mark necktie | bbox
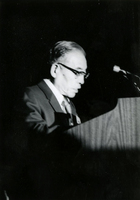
[62,97,74,126]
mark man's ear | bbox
[50,64,59,78]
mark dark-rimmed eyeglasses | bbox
[58,63,90,79]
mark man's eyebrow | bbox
[75,67,86,72]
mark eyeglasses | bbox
[58,63,90,79]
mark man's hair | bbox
[49,41,86,65]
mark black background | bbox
[1,0,140,121]
[1,1,140,199]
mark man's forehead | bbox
[64,49,85,58]
[62,50,87,70]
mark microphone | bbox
[113,65,140,92]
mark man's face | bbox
[54,50,88,98]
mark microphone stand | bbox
[113,65,140,94]
[122,71,140,93]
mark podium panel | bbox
[66,97,140,149]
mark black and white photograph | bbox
[1,0,140,199]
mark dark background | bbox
[1,1,140,199]
[1,0,140,122]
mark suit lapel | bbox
[38,80,78,126]
[37,80,63,113]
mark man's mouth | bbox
[72,88,80,93]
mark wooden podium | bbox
[65,97,140,149]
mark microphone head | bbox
[113,65,121,73]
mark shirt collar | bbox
[43,79,64,106]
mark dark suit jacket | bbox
[11,80,80,155]
[21,80,78,131]
[7,80,83,200]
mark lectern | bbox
[65,97,140,149]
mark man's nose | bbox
[77,75,85,84]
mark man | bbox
[20,40,88,135]
[8,41,89,200]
